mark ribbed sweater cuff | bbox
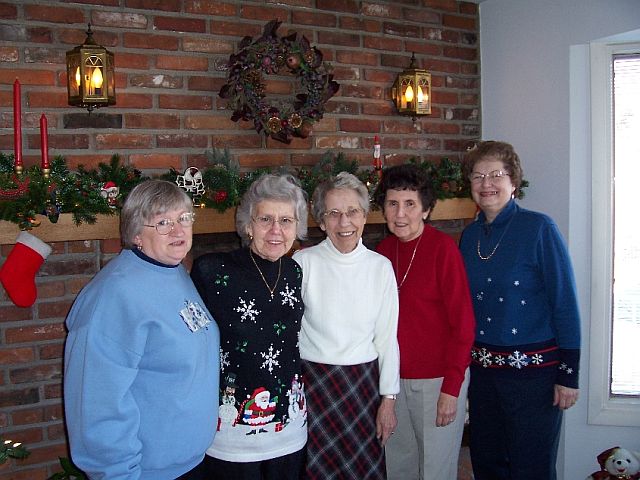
[556,348,580,388]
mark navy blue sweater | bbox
[460,200,580,388]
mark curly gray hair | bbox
[235,173,308,246]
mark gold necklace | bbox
[476,213,516,261]
[395,232,423,291]
[249,249,282,300]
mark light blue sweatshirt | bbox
[64,249,219,479]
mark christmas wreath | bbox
[219,20,340,144]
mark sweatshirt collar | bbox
[131,247,179,268]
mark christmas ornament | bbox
[373,135,382,179]
[100,181,120,208]
[213,190,228,204]
[0,231,52,307]
[175,167,206,205]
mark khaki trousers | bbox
[385,370,469,480]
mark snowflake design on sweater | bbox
[508,350,529,369]
[476,348,493,367]
[260,344,281,374]
[559,363,574,375]
[234,297,260,323]
[280,283,298,308]
[476,291,484,301]
[494,354,506,366]
[220,348,230,372]
[531,353,544,365]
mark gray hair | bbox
[236,173,308,246]
[311,171,370,224]
[120,179,193,249]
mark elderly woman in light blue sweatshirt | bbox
[64,180,219,480]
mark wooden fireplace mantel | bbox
[0,198,477,245]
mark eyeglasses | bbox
[469,170,511,183]
[144,212,196,235]
[252,215,298,230]
[323,207,364,221]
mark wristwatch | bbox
[383,394,397,400]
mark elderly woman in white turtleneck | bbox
[293,171,400,480]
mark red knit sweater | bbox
[376,225,475,397]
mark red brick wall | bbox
[0,0,479,477]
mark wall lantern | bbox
[65,24,116,113]
[391,53,431,119]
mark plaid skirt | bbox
[302,359,386,480]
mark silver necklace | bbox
[249,249,281,299]
[476,213,516,261]
[395,232,423,291]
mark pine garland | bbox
[0,150,523,231]
[0,153,143,230]
[0,438,29,464]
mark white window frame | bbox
[589,40,640,426]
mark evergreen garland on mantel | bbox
[0,150,523,231]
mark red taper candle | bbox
[39,114,49,170]
[13,79,22,172]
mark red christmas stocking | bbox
[0,231,52,307]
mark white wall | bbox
[478,1,640,478]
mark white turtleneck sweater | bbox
[293,238,400,396]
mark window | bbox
[611,54,640,396]
[589,41,640,426]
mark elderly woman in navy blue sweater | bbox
[459,141,580,480]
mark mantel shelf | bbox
[0,198,477,245]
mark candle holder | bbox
[66,24,116,113]
[391,52,432,121]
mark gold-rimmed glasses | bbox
[468,170,511,184]
[323,207,364,221]
[252,215,298,230]
[143,212,195,235]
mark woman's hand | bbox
[376,397,397,446]
[553,384,579,410]
[436,392,458,427]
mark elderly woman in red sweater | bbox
[375,163,475,480]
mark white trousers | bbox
[385,370,470,480]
